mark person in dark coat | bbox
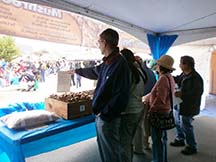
[69,28,131,162]
[170,55,204,155]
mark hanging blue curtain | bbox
[147,34,178,60]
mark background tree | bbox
[0,36,20,62]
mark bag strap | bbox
[165,75,174,110]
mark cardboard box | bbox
[45,98,93,120]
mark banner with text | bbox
[0,0,82,45]
[0,0,149,53]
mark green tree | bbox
[0,36,20,62]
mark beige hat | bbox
[157,55,175,71]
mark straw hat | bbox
[157,55,175,71]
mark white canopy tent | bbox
[21,0,216,46]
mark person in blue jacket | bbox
[70,28,131,162]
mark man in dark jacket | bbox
[170,55,203,155]
[71,28,131,162]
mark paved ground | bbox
[26,115,216,162]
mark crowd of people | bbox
[0,58,99,91]
[1,28,204,162]
[0,59,48,90]
[68,28,204,162]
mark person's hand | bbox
[175,91,182,97]
[66,70,75,74]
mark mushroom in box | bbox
[45,90,94,120]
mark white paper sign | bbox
[57,71,71,92]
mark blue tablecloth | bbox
[0,102,96,162]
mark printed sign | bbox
[0,0,148,53]
[79,105,85,112]
[0,0,82,45]
[57,71,71,92]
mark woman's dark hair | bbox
[159,66,173,74]
[100,28,119,48]
[121,48,147,84]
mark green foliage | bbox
[0,36,20,62]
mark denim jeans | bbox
[173,105,185,140]
[174,105,197,149]
[95,116,122,162]
[120,113,141,162]
[182,115,197,149]
[151,126,168,162]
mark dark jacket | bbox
[142,63,156,95]
[175,70,203,116]
[75,48,131,122]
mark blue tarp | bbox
[147,34,178,60]
[0,151,10,162]
[0,102,96,162]
[0,102,45,117]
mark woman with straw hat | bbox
[148,55,176,162]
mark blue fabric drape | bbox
[0,102,96,162]
[147,34,178,60]
[0,102,45,117]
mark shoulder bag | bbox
[149,75,175,130]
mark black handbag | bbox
[149,75,175,130]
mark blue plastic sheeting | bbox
[0,115,96,162]
[0,102,96,162]
[0,151,10,162]
[0,102,45,117]
[23,122,96,157]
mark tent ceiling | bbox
[21,0,216,45]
